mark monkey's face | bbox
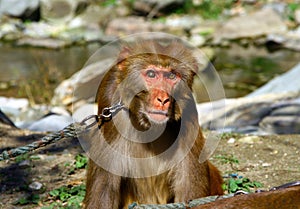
[115,53,196,131]
[139,65,180,124]
[121,65,194,131]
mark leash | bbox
[0,101,124,161]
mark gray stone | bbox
[213,8,287,44]
[29,181,43,191]
[25,114,73,132]
[0,0,39,18]
[247,63,300,97]
[197,92,300,134]
[18,160,31,168]
[259,116,300,134]
[17,37,70,49]
[165,15,202,31]
[105,16,153,36]
[266,29,300,51]
[271,105,300,116]
[295,9,300,24]
[40,0,77,23]
[72,103,97,122]
[133,0,185,16]
[51,57,116,107]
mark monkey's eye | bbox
[166,72,177,80]
[146,70,156,78]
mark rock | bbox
[197,92,300,134]
[23,22,65,38]
[40,0,88,23]
[52,57,116,107]
[133,0,185,16]
[0,0,40,21]
[238,136,260,144]
[247,63,300,97]
[25,114,73,132]
[189,34,206,47]
[263,2,287,17]
[17,37,70,49]
[105,16,162,36]
[0,97,29,110]
[213,8,287,44]
[0,18,23,40]
[165,15,202,31]
[69,5,113,28]
[260,116,300,134]
[271,105,300,116]
[0,109,16,127]
[295,9,300,24]
[18,160,31,168]
[105,16,149,36]
[28,181,43,191]
[265,28,300,51]
[72,104,97,123]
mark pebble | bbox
[238,136,260,144]
[29,181,43,191]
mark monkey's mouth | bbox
[145,110,169,123]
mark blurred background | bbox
[1,0,300,103]
[1,1,300,208]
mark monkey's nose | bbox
[157,97,170,106]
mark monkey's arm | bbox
[84,160,121,209]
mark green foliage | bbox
[14,153,30,163]
[223,176,263,193]
[101,0,118,7]
[66,154,88,174]
[15,154,42,163]
[74,154,88,169]
[219,132,241,140]
[287,3,300,21]
[215,154,239,165]
[45,184,86,209]
[14,194,40,205]
[182,0,235,19]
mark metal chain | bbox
[0,102,124,161]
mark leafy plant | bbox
[223,175,263,193]
[14,153,30,163]
[44,184,86,209]
[215,154,239,165]
[101,0,118,7]
[14,194,40,205]
[74,154,88,169]
[65,154,88,174]
[287,3,300,22]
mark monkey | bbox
[83,39,224,209]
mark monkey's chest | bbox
[121,174,173,207]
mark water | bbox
[0,43,300,103]
[214,44,300,98]
[0,43,100,103]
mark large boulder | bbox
[213,7,287,44]
[247,62,300,97]
[0,0,40,21]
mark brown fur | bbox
[83,41,223,209]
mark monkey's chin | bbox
[146,111,169,124]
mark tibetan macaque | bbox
[83,40,223,209]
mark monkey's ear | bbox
[117,46,131,63]
[117,46,132,71]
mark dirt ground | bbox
[0,123,299,208]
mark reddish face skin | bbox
[141,65,181,123]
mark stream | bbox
[0,43,300,103]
